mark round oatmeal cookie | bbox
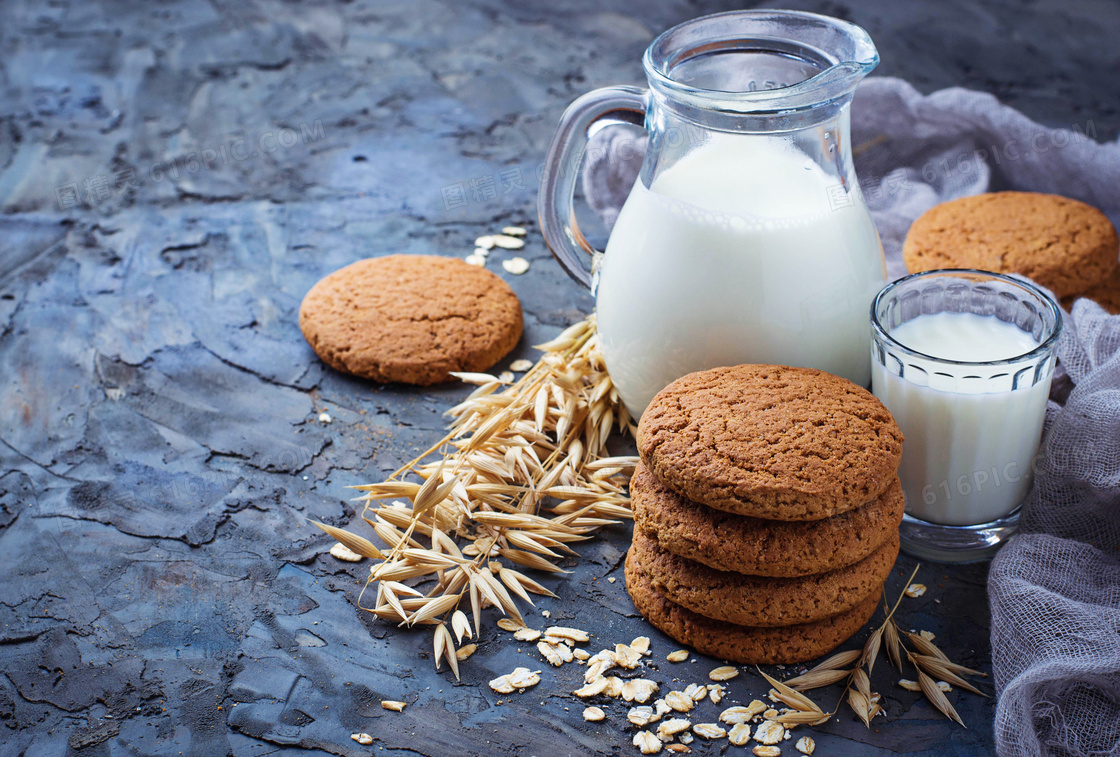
[903,192,1119,297]
[636,365,904,520]
[625,549,880,665]
[1063,265,1120,314]
[299,255,523,385]
[631,462,904,577]
[631,527,898,628]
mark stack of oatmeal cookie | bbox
[626,365,905,664]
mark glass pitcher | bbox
[538,10,886,416]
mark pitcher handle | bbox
[538,86,647,291]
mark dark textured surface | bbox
[0,0,1114,755]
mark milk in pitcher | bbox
[596,133,885,415]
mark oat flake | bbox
[502,257,529,274]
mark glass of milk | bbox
[538,11,885,417]
[870,270,1062,562]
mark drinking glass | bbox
[870,270,1062,562]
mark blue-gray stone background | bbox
[1,1,1116,755]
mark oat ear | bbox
[309,520,383,559]
[918,671,965,726]
[498,547,569,573]
[862,626,884,676]
[451,610,471,643]
[781,667,850,691]
[884,619,904,670]
[434,623,459,681]
[755,668,824,713]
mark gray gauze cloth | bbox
[581,76,1120,757]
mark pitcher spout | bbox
[643,10,878,127]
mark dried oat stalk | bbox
[766,565,989,728]
[313,315,637,679]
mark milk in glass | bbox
[871,312,1046,526]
